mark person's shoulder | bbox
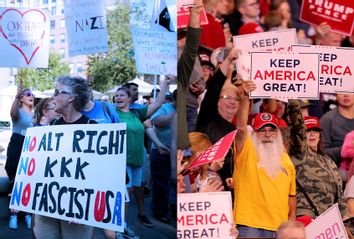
[320,108,337,121]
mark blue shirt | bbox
[151,103,176,149]
[81,101,120,124]
[12,108,33,136]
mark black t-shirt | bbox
[50,115,97,125]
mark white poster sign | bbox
[0,8,49,67]
[131,27,177,75]
[10,124,127,232]
[250,51,320,99]
[233,28,297,53]
[292,45,354,93]
[177,192,233,239]
[64,0,108,56]
[305,204,348,239]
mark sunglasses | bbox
[53,89,71,97]
[22,92,34,97]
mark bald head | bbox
[276,221,306,239]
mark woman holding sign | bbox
[114,76,173,233]
[33,76,97,239]
[5,87,34,230]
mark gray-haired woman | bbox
[33,76,97,239]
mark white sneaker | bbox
[9,215,18,230]
[123,226,140,239]
[116,232,124,239]
[25,215,32,230]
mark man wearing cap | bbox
[233,81,296,237]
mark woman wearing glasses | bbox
[33,76,96,239]
[5,88,34,230]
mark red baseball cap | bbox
[296,215,313,226]
[304,116,321,131]
[238,22,264,35]
[252,113,279,130]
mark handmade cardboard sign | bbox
[64,0,108,56]
[233,28,296,53]
[249,52,320,99]
[300,0,354,36]
[305,204,348,239]
[292,45,354,93]
[131,27,177,75]
[177,192,233,239]
[10,124,127,232]
[185,130,237,170]
[0,8,49,67]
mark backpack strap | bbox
[101,101,111,119]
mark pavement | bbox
[0,189,176,239]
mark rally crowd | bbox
[177,0,354,238]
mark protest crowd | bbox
[177,0,354,238]
[0,0,353,238]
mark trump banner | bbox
[131,27,177,75]
[10,124,127,232]
[300,0,354,36]
[177,192,233,239]
[64,0,108,56]
[185,130,237,170]
[0,8,49,67]
[305,204,348,239]
[292,45,354,93]
[249,51,320,100]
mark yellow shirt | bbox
[233,136,296,231]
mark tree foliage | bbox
[87,1,138,92]
[16,52,70,91]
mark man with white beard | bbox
[232,81,296,237]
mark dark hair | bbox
[56,75,90,111]
[122,82,138,89]
[34,97,52,125]
[116,87,131,97]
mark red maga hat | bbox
[252,113,279,130]
[304,116,321,131]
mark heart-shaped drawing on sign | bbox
[0,8,47,65]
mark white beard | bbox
[251,132,284,178]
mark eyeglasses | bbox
[256,128,278,136]
[22,92,34,97]
[219,95,240,102]
[54,89,71,97]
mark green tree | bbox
[88,1,138,92]
[16,52,70,91]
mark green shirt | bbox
[116,107,147,167]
